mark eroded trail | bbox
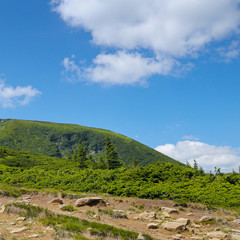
[0,192,240,240]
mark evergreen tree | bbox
[193,159,198,170]
[105,136,121,169]
[76,140,87,168]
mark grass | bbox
[4,203,154,240]
[98,208,128,219]
[61,205,77,212]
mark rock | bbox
[28,234,39,238]
[48,198,63,204]
[161,207,179,214]
[113,209,125,213]
[0,205,5,213]
[190,236,203,240]
[233,219,240,224]
[191,223,201,228]
[162,211,171,218]
[16,217,26,221]
[147,223,158,229]
[75,197,105,207]
[93,214,100,220]
[199,216,213,222]
[86,228,93,231]
[10,227,28,233]
[162,222,186,231]
[206,231,228,238]
[173,234,184,240]
[0,232,4,240]
[137,233,144,240]
[139,211,156,220]
[187,213,193,216]
[176,218,190,225]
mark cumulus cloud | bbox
[155,141,240,172]
[62,52,179,86]
[52,0,240,85]
[0,80,41,108]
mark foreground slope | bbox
[0,119,177,165]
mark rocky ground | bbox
[0,192,240,240]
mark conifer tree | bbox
[105,136,121,169]
[76,140,87,168]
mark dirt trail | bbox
[0,192,240,240]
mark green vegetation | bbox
[61,205,77,212]
[5,203,152,240]
[0,119,177,166]
[0,147,240,210]
[98,209,128,219]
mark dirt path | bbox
[0,192,240,240]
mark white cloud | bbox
[62,52,179,85]
[53,0,240,85]
[0,80,41,108]
[155,141,240,172]
[216,40,240,62]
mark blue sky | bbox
[0,0,240,172]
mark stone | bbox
[173,234,184,240]
[206,231,228,238]
[162,211,171,218]
[187,213,193,216]
[0,206,5,213]
[48,198,63,204]
[17,217,26,221]
[161,207,179,214]
[233,219,240,224]
[10,227,28,234]
[139,211,156,220]
[147,223,158,229]
[190,236,203,240]
[93,214,100,220]
[28,234,39,238]
[137,233,144,240]
[86,228,93,231]
[176,218,190,225]
[162,222,186,231]
[75,197,105,207]
[0,232,4,240]
[199,216,213,222]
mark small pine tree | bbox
[76,140,87,168]
[105,136,121,169]
[193,159,198,170]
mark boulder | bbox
[147,223,158,229]
[162,211,171,218]
[75,197,105,207]
[176,218,190,225]
[48,198,63,204]
[161,207,179,214]
[139,211,156,220]
[233,219,240,224]
[199,216,213,222]
[162,222,186,231]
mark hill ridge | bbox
[0,119,178,166]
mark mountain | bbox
[0,119,178,166]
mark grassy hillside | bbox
[0,119,177,166]
[0,147,240,209]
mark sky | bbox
[0,0,240,172]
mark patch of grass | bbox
[8,203,140,240]
[61,205,77,212]
[98,209,127,219]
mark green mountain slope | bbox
[0,119,178,165]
